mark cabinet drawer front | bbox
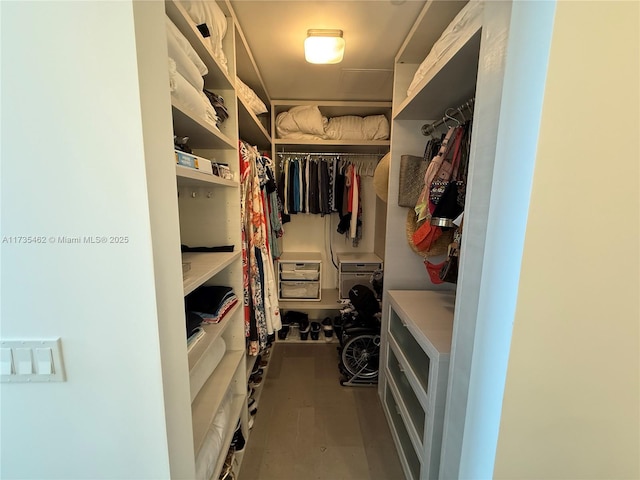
[340,262,381,273]
[384,384,421,480]
[389,308,431,394]
[280,270,320,281]
[280,281,320,299]
[280,262,320,273]
[387,345,426,438]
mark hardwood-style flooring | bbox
[238,343,404,480]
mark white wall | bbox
[494,1,639,478]
[0,2,173,478]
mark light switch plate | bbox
[0,338,65,382]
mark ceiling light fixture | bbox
[304,29,345,64]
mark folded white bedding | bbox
[276,105,390,141]
[189,336,226,402]
[166,15,207,91]
[171,71,219,129]
[195,389,233,480]
[168,57,177,92]
[236,76,268,115]
[407,0,484,98]
[276,105,328,139]
[181,0,229,73]
[326,115,390,140]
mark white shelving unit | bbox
[162,0,275,478]
[381,1,515,478]
[384,290,454,480]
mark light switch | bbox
[15,348,33,375]
[0,348,13,375]
[35,348,53,375]
[1,338,65,382]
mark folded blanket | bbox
[276,105,328,139]
[171,71,219,129]
[407,0,483,97]
[186,286,238,324]
[182,0,229,73]
[166,15,206,90]
[325,115,390,140]
[236,77,268,115]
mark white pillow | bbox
[236,76,268,115]
[276,105,327,138]
[166,29,205,90]
[165,15,208,76]
[181,1,228,71]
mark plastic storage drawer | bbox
[340,262,381,273]
[279,281,320,300]
[280,262,320,281]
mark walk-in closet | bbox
[2,1,638,480]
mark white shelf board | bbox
[274,139,390,154]
[387,290,455,355]
[172,101,236,150]
[278,288,344,311]
[182,251,241,296]
[191,349,244,455]
[188,302,241,372]
[394,28,482,121]
[176,165,239,188]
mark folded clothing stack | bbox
[186,286,238,325]
[166,15,219,129]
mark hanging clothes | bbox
[240,141,282,354]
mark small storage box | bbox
[340,273,373,299]
[280,262,320,281]
[280,281,320,300]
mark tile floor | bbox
[238,343,405,480]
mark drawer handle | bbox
[394,405,401,416]
[398,363,404,373]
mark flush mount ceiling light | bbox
[304,29,345,64]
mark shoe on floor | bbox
[322,317,334,339]
[310,322,321,340]
[230,422,245,452]
[299,319,310,340]
[249,374,263,387]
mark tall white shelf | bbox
[158,1,274,478]
[381,1,514,478]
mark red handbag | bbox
[412,220,442,252]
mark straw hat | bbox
[373,152,390,202]
[405,209,453,258]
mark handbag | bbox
[398,154,427,207]
[412,220,442,252]
[398,137,441,208]
[439,218,463,283]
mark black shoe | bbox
[277,325,289,340]
[230,422,245,452]
[299,319,310,340]
[310,322,321,340]
[322,317,334,339]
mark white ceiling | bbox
[229,0,427,102]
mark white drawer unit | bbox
[382,290,454,480]
[338,253,383,299]
[277,252,322,301]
